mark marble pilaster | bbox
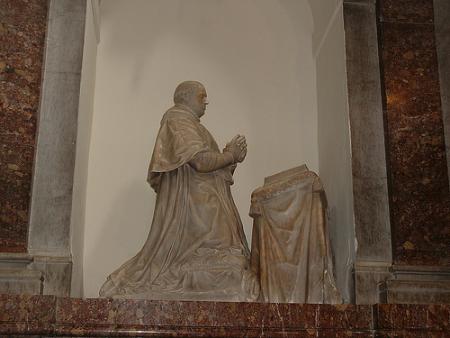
[0,0,87,297]
[343,0,393,304]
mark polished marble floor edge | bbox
[0,294,448,337]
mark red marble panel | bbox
[319,332,374,338]
[379,15,450,265]
[0,138,33,252]
[376,304,450,330]
[1,296,450,337]
[317,304,373,330]
[376,332,448,338]
[380,0,434,24]
[56,297,320,336]
[56,297,116,330]
[0,294,56,335]
[0,0,48,252]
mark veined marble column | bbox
[345,0,450,303]
[0,0,87,297]
[344,0,393,304]
[0,0,47,253]
[378,0,449,268]
[377,0,450,303]
[434,0,450,188]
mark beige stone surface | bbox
[250,166,342,304]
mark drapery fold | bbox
[250,169,342,304]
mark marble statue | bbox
[249,165,342,304]
[99,81,260,302]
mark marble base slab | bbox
[380,265,450,304]
[383,280,450,304]
[0,269,42,295]
[356,262,450,305]
[355,261,393,304]
[0,253,71,297]
[0,295,448,337]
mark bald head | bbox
[174,81,208,117]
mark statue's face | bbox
[189,87,208,118]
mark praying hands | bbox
[224,135,247,163]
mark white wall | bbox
[82,0,319,297]
[70,0,99,297]
[308,0,343,56]
[310,0,356,302]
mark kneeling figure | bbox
[99,81,259,302]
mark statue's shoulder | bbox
[161,107,199,127]
[163,110,186,121]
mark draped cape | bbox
[249,169,342,304]
[99,105,259,301]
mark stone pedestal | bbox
[249,166,341,304]
[0,294,448,337]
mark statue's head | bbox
[174,81,208,118]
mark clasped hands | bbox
[224,135,247,163]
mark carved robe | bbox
[99,105,259,301]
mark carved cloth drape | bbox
[250,171,342,304]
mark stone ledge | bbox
[0,295,449,337]
[0,254,71,297]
